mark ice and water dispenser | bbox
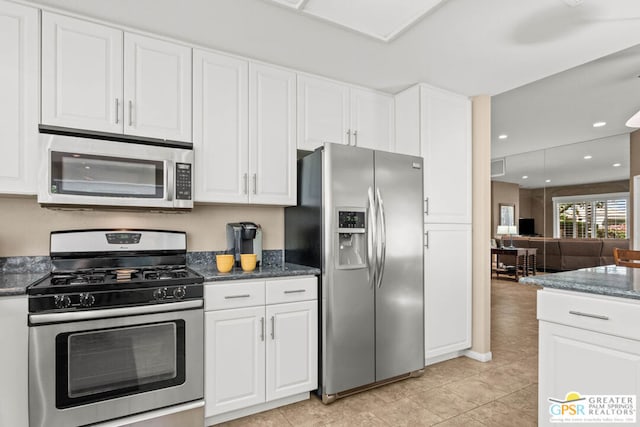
[335,208,367,269]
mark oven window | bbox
[56,321,185,409]
[51,151,164,198]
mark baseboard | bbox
[205,392,309,425]
[463,349,493,362]
[425,350,466,366]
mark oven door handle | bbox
[28,300,203,325]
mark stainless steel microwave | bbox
[38,133,193,209]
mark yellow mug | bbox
[216,254,234,273]
[240,253,257,272]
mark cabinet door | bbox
[0,1,38,195]
[297,75,349,151]
[248,63,296,205]
[421,85,471,223]
[0,296,28,427]
[204,306,265,417]
[266,300,318,401]
[424,223,471,363]
[41,12,123,133]
[349,88,394,152]
[124,33,192,142]
[193,50,249,203]
[394,85,421,156]
[539,321,640,427]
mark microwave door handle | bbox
[165,160,174,202]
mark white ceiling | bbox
[264,0,445,42]
[27,0,640,96]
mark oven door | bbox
[38,133,193,209]
[29,301,203,427]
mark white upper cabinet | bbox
[421,85,471,224]
[349,87,394,151]
[395,84,472,224]
[42,12,123,134]
[297,74,394,152]
[193,50,249,203]
[248,63,296,205]
[194,54,296,205]
[124,33,192,142]
[297,75,349,151]
[0,1,38,195]
[42,12,192,142]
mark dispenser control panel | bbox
[337,210,365,233]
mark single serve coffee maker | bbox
[226,222,263,267]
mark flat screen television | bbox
[519,218,535,236]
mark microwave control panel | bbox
[175,163,192,200]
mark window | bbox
[553,193,628,239]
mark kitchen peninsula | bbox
[521,266,640,426]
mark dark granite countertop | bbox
[190,262,320,282]
[0,272,47,296]
[520,265,640,300]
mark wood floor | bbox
[214,277,540,426]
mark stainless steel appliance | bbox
[27,229,204,427]
[285,143,425,403]
[226,222,263,267]
[38,132,193,209]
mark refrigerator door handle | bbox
[367,187,377,288]
[376,187,387,288]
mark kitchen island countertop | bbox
[190,262,320,282]
[520,265,640,300]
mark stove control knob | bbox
[54,295,71,309]
[173,286,186,300]
[153,287,168,301]
[79,293,95,307]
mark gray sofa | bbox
[497,237,629,271]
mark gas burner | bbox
[142,267,189,281]
[51,271,107,286]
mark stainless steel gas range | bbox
[27,229,204,427]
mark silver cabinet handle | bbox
[224,294,251,299]
[367,187,377,289]
[115,98,119,124]
[569,310,609,320]
[346,129,351,146]
[424,231,429,248]
[243,173,248,194]
[270,316,275,339]
[284,289,306,294]
[260,317,265,341]
[253,174,257,195]
[424,198,429,215]
[353,130,358,147]
[128,100,133,126]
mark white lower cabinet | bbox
[0,295,28,427]
[204,277,317,424]
[424,223,472,364]
[538,289,640,427]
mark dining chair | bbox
[613,248,640,268]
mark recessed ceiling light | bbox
[498,134,508,140]
[545,179,551,183]
[584,155,592,160]
[522,175,528,179]
[613,163,621,167]
[592,121,606,128]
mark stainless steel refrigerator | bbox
[285,143,424,403]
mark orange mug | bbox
[240,254,257,272]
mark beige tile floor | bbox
[214,277,539,426]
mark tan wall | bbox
[524,180,629,238]
[491,181,519,237]
[630,129,640,246]
[519,188,532,218]
[0,196,284,256]
[471,95,491,357]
